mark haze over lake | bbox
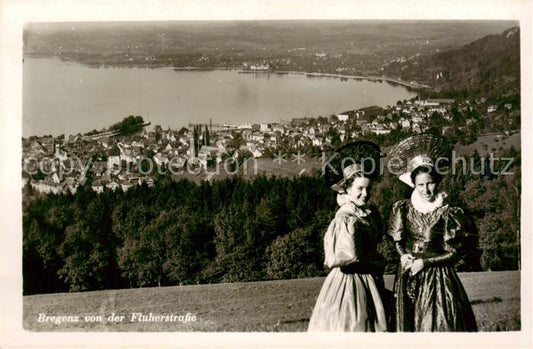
[23,58,416,137]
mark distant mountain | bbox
[384,27,520,97]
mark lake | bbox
[23,58,416,137]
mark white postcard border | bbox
[1,1,532,348]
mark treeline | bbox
[23,150,520,295]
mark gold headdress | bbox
[387,134,451,187]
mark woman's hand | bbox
[410,258,425,276]
[400,254,415,270]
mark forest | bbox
[23,147,521,295]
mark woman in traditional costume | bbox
[308,142,388,332]
[387,134,477,332]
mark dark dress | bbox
[388,199,478,332]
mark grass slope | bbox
[454,132,521,157]
[24,271,520,332]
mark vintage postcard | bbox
[1,0,532,348]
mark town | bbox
[22,95,519,195]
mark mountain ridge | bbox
[385,27,520,97]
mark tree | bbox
[58,195,118,292]
[203,206,258,283]
[328,127,342,147]
[429,111,446,127]
[114,203,155,287]
[163,210,213,285]
[451,107,465,125]
[108,115,146,135]
[265,226,322,279]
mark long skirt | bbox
[307,268,388,332]
[394,264,477,332]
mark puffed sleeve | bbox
[388,200,406,242]
[443,206,467,255]
[388,200,408,255]
[323,215,362,268]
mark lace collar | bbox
[336,193,371,218]
[410,189,448,214]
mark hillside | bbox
[384,27,520,97]
[454,131,521,157]
[23,21,515,75]
[23,271,520,332]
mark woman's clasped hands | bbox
[400,254,424,276]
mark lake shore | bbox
[24,57,416,137]
[271,70,430,90]
[25,54,429,90]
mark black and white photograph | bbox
[1,0,532,348]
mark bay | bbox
[23,57,416,137]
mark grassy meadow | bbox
[23,270,520,332]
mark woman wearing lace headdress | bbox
[388,134,477,332]
[308,142,388,332]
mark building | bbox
[153,153,170,166]
[400,119,411,129]
[39,137,56,155]
[412,123,423,134]
[249,63,270,71]
[251,133,264,142]
[337,114,349,122]
[271,124,285,133]
[427,98,455,105]
[139,177,155,187]
[31,180,63,194]
[107,146,121,168]
[119,179,134,192]
[371,128,391,135]
[91,179,106,193]
[106,181,120,191]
